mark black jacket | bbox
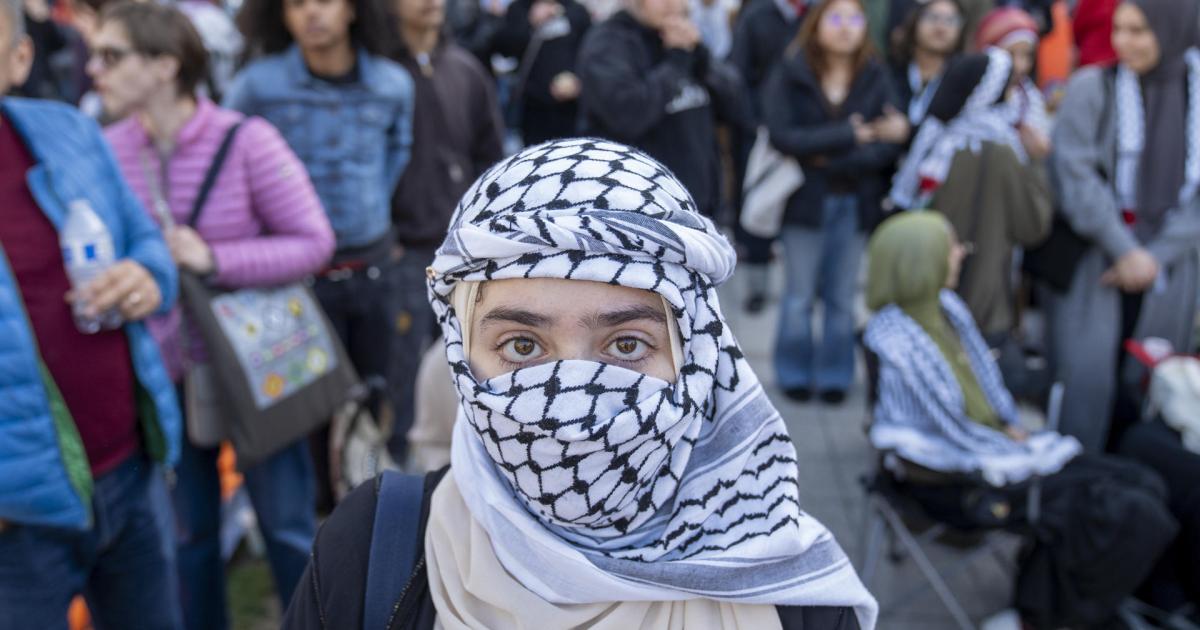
[763,54,903,232]
[389,41,505,248]
[494,0,591,144]
[730,0,800,117]
[282,473,864,630]
[578,10,752,218]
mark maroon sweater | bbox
[0,116,138,476]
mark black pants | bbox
[901,455,1177,629]
[387,245,440,461]
[1118,421,1200,608]
[309,264,396,511]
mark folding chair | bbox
[856,344,1063,630]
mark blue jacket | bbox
[0,98,181,530]
[223,46,415,251]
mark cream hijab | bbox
[425,473,784,630]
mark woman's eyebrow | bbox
[479,307,555,329]
[583,304,668,328]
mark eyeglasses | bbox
[920,12,963,28]
[824,13,866,28]
[90,46,135,69]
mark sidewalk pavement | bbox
[719,262,1019,629]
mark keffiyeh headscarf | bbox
[890,48,1024,210]
[975,8,1051,136]
[1114,0,1200,242]
[427,139,877,626]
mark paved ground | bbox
[719,261,1017,629]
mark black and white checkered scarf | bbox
[1114,48,1200,221]
[427,139,877,625]
[890,48,1022,210]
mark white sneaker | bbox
[980,609,1022,630]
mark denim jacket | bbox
[224,46,414,251]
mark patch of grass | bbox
[227,555,280,630]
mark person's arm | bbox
[577,29,692,140]
[385,70,416,194]
[869,316,1022,453]
[492,0,533,58]
[824,141,902,175]
[762,65,858,159]
[702,51,755,135]
[567,2,592,53]
[728,10,755,86]
[470,66,507,177]
[1145,198,1200,268]
[93,118,178,316]
[1050,68,1138,261]
[207,119,336,288]
[826,67,906,173]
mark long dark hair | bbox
[236,0,394,62]
[791,0,877,80]
[893,0,965,66]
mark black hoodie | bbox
[577,10,752,218]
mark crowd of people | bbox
[0,0,1197,626]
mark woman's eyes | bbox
[494,336,654,368]
[607,337,650,362]
[499,337,545,365]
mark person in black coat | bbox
[576,0,752,219]
[763,0,907,403]
[889,0,964,125]
[731,0,803,114]
[728,0,803,313]
[493,0,590,145]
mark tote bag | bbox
[740,126,804,239]
[176,122,359,467]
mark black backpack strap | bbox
[186,120,244,228]
[363,467,449,630]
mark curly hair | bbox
[236,0,394,62]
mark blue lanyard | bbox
[907,62,942,124]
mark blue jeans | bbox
[0,454,183,630]
[388,246,440,461]
[774,194,865,392]
[171,436,316,630]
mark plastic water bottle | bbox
[60,200,123,334]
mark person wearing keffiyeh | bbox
[888,48,1052,340]
[283,139,877,630]
[1048,0,1200,454]
[863,212,1177,629]
[974,7,1051,139]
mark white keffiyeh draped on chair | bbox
[425,138,878,627]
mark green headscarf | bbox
[866,213,1003,430]
[866,213,952,313]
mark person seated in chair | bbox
[862,212,1178,630]
[283,139,879,629]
